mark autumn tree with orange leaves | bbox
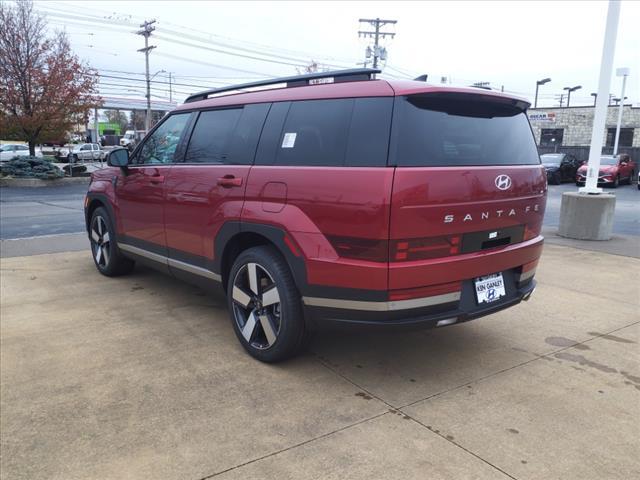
[0,0,101,155]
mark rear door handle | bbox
[149,175,165,184]
[217,176,243,188]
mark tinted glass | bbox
[185,104,270,165]
[185,109,242,164]
[275,99,353,166]
[255,102,291,165]
[136,113,190,165]
[16,145,28,151]
[392,95,540,167]
[345,97,393,167]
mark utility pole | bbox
[358,18,397,69]
[137,19,156,133]
[555,94,565,107]
[168,72,173,103]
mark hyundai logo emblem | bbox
[495,174,512,190]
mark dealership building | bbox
[527,104,640,148]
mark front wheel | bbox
[611,175,619,188]
[227,246,307,362]
[89,207,135,276]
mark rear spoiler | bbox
[407,91,531,115]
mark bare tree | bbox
[0,0,100,155]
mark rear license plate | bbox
[475,273,506,304]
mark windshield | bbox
[600,156,617,166]
[0,145,10,152]
[541,154,562,165]
[124,134,134,139]
[392,94,540,167]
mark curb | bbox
[0,177,90,188]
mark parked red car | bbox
[85,69,546,362]
[576,154,636,188]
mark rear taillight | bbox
[327,236,388,262]
[391,235,461,261]
[523,223,539,241]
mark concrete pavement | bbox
[1,243,638,479]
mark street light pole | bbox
[534,78,551,108]
[563,85,582,107]
[613,67,630,155]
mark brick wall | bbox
[528,105,640,147]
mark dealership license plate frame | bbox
[474,272,506,304]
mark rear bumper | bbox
[304,270,536,330]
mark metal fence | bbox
[537,145,640,163]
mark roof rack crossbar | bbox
[184,68,381,103]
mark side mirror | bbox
[107,148,129,169]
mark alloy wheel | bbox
[90,216,111,268]
[231,262,281,350]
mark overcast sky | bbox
[34,0,640,107]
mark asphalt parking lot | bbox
[1,181,639,479]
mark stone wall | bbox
[528,105,640,147]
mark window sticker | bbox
[281,132,297,148]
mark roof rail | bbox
[184,68,382,103]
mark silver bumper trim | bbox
[118,243,221,282]
[302,291,461,311]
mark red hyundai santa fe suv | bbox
[85,69,546,362]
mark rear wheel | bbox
[227,246,307,362]
[627,170,634,185]
[89,207,135,276]
[552,172,561,185]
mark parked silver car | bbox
[0,144,43,162]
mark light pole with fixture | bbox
[613,67,630,155]
[590,93,597,106]
[534,78,551,108]
[563,85,582,107]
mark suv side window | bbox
[184,104,270,165]
[135,113,190,165]
[185,109,242,164]
[345,97,393,167]
[275,99,353,167]
[255,98,392,167]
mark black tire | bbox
[627,171,634,185]
[611,175,619,188]
[227,246,307,362]
[89,207,135,276]
[552,172,561,185]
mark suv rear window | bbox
[391,94,539,167]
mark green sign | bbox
[98,122,121,135]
